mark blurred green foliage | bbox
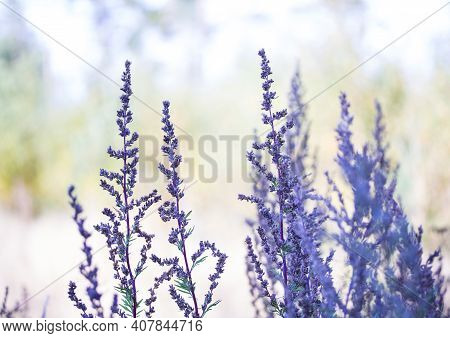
[0,21,45,213]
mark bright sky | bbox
[3,0,448,101]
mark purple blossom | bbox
[94,61,165,318]
[240,50,337,317]
[326,93,447,317]
[158,100,227,317]
[68,281,92,318]
[70,61,173,318]
[67,185,103,317]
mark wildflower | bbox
[240,50,338,317]
[158,100,227,317]
[326,93,447,317]
[67,282,92,318]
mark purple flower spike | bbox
[240,50,337,317]
[67,185,104,317]
[158,100,227,318]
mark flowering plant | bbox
[67,61,227,318]
[240,49,447,318]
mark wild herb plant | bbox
[241,50,447,317]
[68,61,166,318]
[67,61,226,318]
[63,52,446,318]
[240,49,339,317]
[324,93,447,317]
[67,185,117,318]
[95,60,167,318]
[157,101,227,318]
[285,69,316,186]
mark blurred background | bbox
[0,0,449,317]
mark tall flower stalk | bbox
[92,61,161,317]
[325,93,447,317]
[240,49,446,318]
[240,49,338,317]
[61,53,447,318]
[67,186,103,318]
[158,101,227,318]
[67,61,226,318]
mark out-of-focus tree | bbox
[0,3,46,217]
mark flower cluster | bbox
[240,49,447,318]
[286,68,316,186]
[68,61,163,318]
[68,61,226,318]
[158,101,227,318]
[94,61,166,318]
[67,185,119,318]
[325,93,447,317]
[63,52,446,318]
[239,49,338,317]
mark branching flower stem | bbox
[175,198,200,317]
[267,108,288,289]
[122,128,138,318]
